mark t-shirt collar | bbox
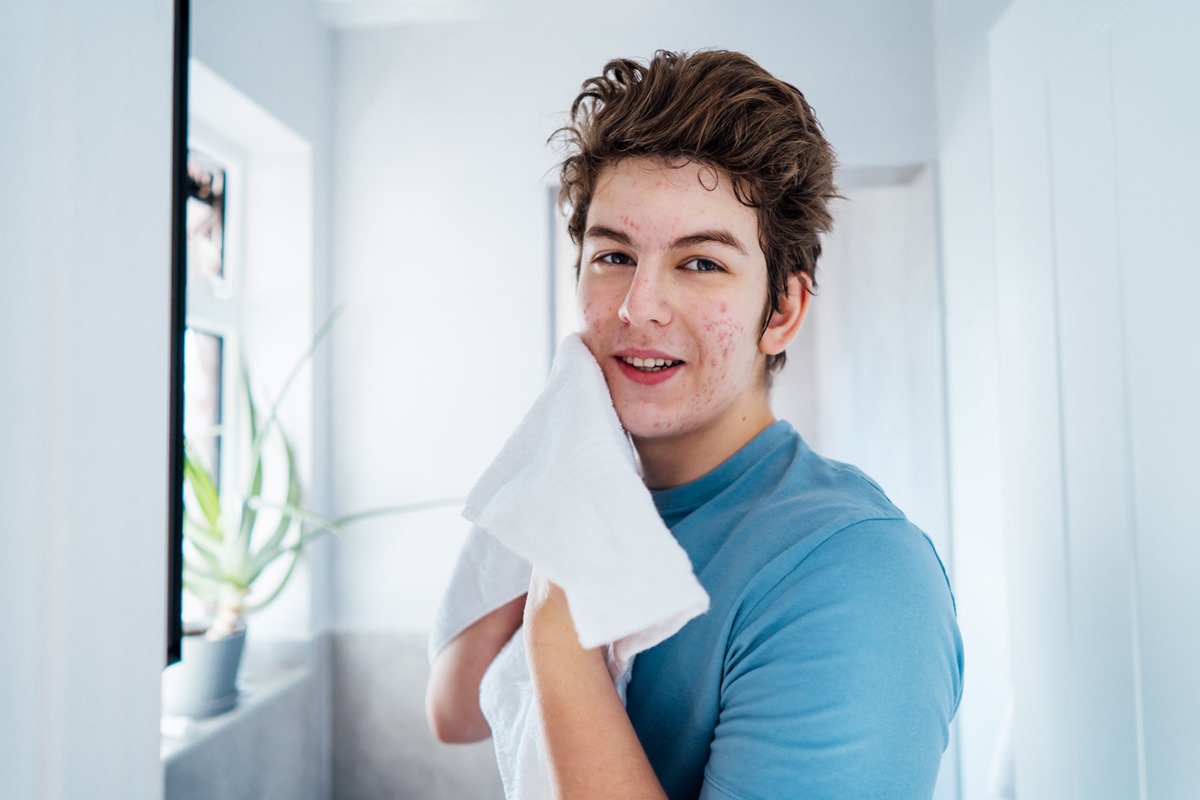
[650,420,793,522]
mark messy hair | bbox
[555,49,839,373]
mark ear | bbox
[759,272,810,356]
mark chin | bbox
[613,406,686,441]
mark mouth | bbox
[612,350,684,386]
[619,355,683,373]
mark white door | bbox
[991,0,1200,797]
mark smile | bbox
[621,356,682,372]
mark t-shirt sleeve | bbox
[698,518,964,800]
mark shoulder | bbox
[730,516,960,669]
[739,425,911,541]
[707,518,964,799]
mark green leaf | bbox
[238,361,264,540]
[273,304,344,414]
[183,446,223,539]
[243,548,301,614]
[183,514,225,574]
[332,497,467,527]
[183,563,223,606]
[184,561,221,585]
[247,521,341,585]
[247,430,305,571]
[294,527,338,549]
[183,580,220,606]
[245,304,344,476]
[251,499,341,539]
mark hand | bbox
[523,570,597,660]
[523,570,667,800]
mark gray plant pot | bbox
[162,625,246,718]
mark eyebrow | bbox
[583,225,749,256]
[584,225,636,248]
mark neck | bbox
[634,405,777,489]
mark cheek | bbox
[697,311,748,356]
[577,284,609,326]
[579,296,617,333]
[694,309,752,392]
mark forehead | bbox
[588,157,760,243]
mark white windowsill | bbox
[160,664,309,764]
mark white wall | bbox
[991,1,1200,797]
[0,2,173,799]
[931,1,1015,798]
[329,0,941,634]
[778,169,949,555]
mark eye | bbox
[598,251,635,266]
[681,257,722,273]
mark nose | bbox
[618,263,672,327]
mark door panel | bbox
[991,0,1199,796]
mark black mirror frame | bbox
[166,0,189,667]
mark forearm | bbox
[426,593,526,743]
[525,579,667,800]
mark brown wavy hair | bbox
[555,49,839,373]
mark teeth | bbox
[622,356,680,371]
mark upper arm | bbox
[700,521,963,799]
[426,593,526,743]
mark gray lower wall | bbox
[165,635,333,800]
[165,631,501,800]
[333,631,504,800]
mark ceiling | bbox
[316,0,493,28]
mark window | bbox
[174,58,317,639]
[182,327,224,484]
[180,139,245,626]
[182,147,236,485]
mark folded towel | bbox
[429,332,709,799]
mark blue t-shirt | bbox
[625,421,964,799]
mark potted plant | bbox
[163,312,380,717]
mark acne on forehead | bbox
[589,158,760,241]
[601,156,729,193]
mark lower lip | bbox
[614,358,682,386]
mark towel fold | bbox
[429,332,709,799]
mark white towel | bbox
[429,333,709,800]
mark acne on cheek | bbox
[580,298,617,324]
[703,317,745,349]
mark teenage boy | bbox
[428,50,963,799]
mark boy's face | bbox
[577,157,777,450]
